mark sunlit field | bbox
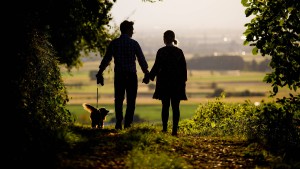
[67,103,198,126]
[62,60,298,124]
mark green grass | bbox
[67,104,199,125]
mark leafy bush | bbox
[8,30,75,168]
[180,93,300,152]
[257,94,300,149]
[181,94,255,138]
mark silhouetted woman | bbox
[149,30,187,136]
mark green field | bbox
[62,60,299,125]
[67,103,199,125]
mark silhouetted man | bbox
[96,20,149,130]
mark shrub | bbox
[180,93,300,152]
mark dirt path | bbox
[56,128,271,169]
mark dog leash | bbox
[96,85,99,108]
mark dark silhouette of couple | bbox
[96,20,187,136]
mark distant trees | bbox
[188,55,244,70]
[242,0,300,96]
[187,55,270,71]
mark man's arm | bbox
[135,42,150,84]
[98,43,113,74]
[96,43,113,85]
[135,42,149,74]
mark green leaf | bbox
[243,40,249,45]
[293,85,297,91]
[245,8,252,17]
[241,0,250,7]
[243,29,252,36]
[211,122,216,128]
[287,7,294,13]
[273,86,278,94]
[252,47,258,55]
[279,18,284,26]
[263,75,271,83]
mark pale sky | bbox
[109,0,251,33]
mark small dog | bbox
[82,103,110,129]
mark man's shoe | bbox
[115,124,122,130]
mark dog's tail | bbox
[82,103,98,113]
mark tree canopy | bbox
[241,0,300,96]
[16,0,116,69]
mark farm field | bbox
[61,61,298,124]
[67,103,198,126]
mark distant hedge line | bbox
[187,55,270,72]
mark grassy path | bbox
[56,125,272,169]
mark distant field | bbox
[62,61,298,125]
[61,61,295,102]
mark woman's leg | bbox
[171,98,180,135]
[161,98,170,132]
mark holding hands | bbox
[142,72,150,84]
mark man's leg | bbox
[124,73,138,128]
[114,73,126,130]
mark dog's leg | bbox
[91,122,96,129]
[99,121,104,129]
[91,119,98,129]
